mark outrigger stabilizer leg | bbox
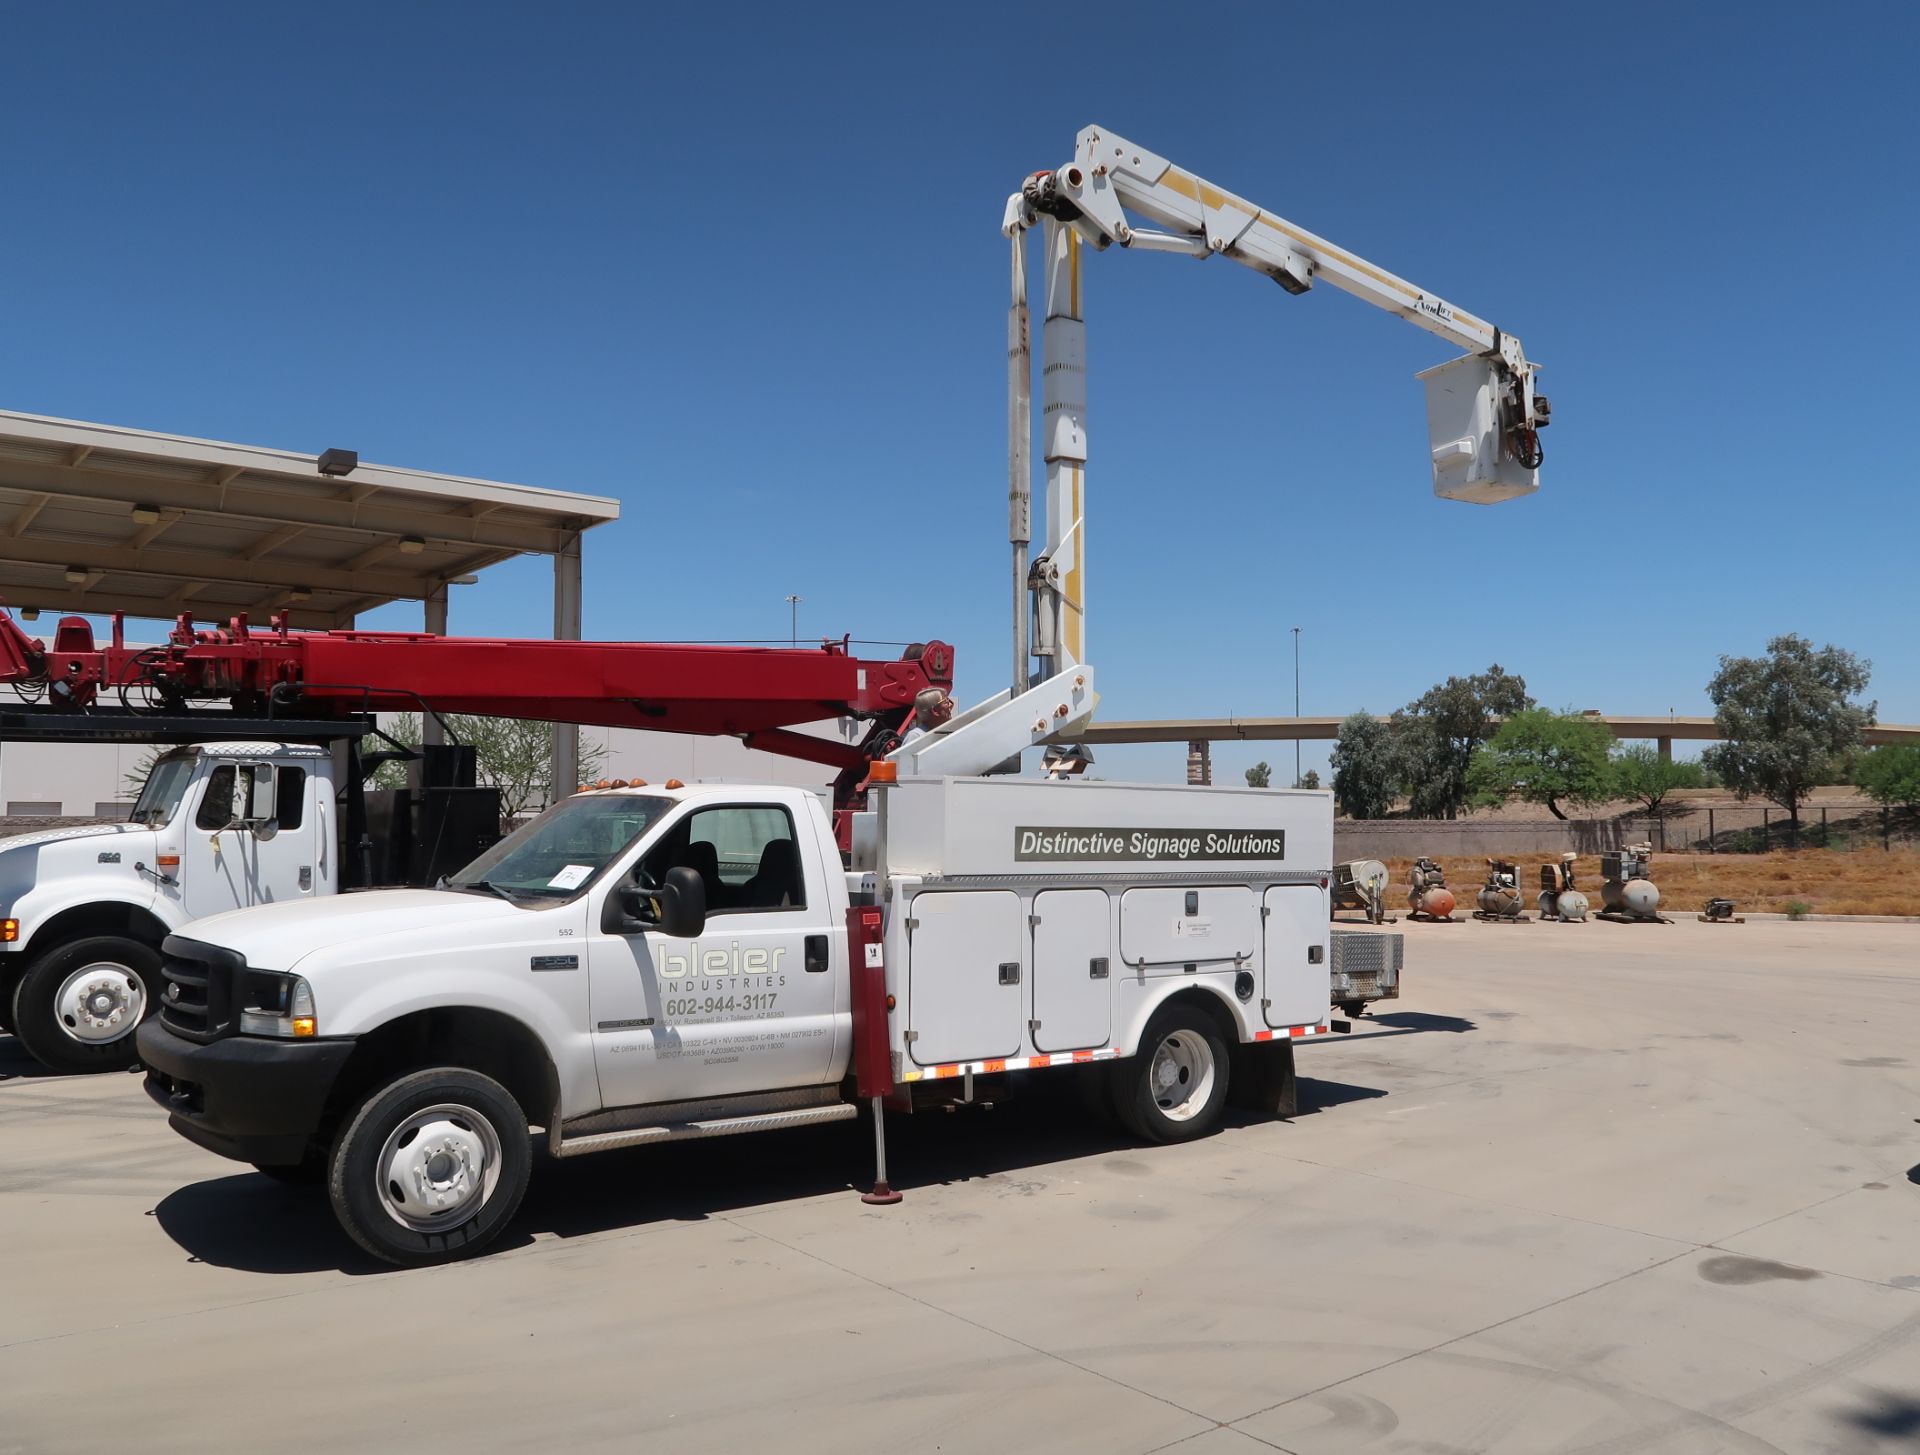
[861,1096,903,1206]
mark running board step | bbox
[552,1101,857,1158]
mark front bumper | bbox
[137,1018,355,1166]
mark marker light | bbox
[664,779,684,790]
[0,918,18,943]
[868,761,897,784]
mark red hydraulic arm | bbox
[0,609,952,812]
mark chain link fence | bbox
[1629,801,1917,853]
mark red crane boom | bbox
[0,609,953,803]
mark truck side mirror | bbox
[602,865,708,938]
[242,764,279,840]
[655,866,707,939]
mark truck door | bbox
[1030,889,1111,1052]
[171,763,321,920]
[588,802,839,1107]
[1261,885,1328,1029]
[236,765,321,904]
[172,763,251,921]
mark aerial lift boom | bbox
[988,124,1550,718]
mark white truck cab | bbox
[138,776,1363,1267]
[1,743,332,1072]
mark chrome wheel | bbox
[53,961,144,1045]
[374,1103,502,1232]
[1147,1028,1218,1123]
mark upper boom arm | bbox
[1004,125,1550,501]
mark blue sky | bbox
[3,3,1913,785]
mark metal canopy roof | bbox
[0,409,619,629]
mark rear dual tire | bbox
[1110,1005,1231,1144]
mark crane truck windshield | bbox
[445,793,674,901]
[129,753,196,827]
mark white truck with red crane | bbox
[0,128,1547,1263]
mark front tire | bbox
[1111,1005,1232,1144]
[0,963,22,1035]
[327,1067,531,1268]
[10,936,164,1074]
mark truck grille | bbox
[158,937,244,1043]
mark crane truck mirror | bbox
[240,762,278,836]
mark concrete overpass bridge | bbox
[1064,713,1920,759]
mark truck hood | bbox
[0,822,158,911]
[181,889,530,972]
[0,821,149,852]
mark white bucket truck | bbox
[134,120,1548,1266]
[138,772,1334,1265]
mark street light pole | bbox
[1291,626,1302,787]
[785,594,803,646]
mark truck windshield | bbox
[445,794,675,900]
[129,755,197,828]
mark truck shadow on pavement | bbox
[0,1035,59,1081]
[1356,1011,1477,1034]
[151,1069,1408,1276]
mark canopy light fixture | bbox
[317,448,358,477]
[398,535,426,555]
[63,566,88,585]
[130,503,162,525]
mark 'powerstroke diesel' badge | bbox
[1014,827,1286,862]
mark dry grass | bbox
[1375,850,1920,918]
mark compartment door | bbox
[1030,888,1111,1053]
[1119,886,1257,976]
[1262,885,1329,1030]
[907,891,1024,1067]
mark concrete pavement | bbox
[1,918,1916,1453]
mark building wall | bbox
[0,740,152,818]
[1333,817,1664,859]
[0,723,844,821]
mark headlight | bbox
[239,972,318,1039]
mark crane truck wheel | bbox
[1111,1005,1231,1144]
[327,1067,531,1268]
[9,936,164,1074]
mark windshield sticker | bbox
[547,864,594,890]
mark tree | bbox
[1701,634,1874,831]
[1611,744,1706,816]
[1392,666,1533,819]
[374,713,608,818]
[1297,768,1321,790]
[121,747,163,802]
[1330,712,1401,820]
[1466,709,1614,820]
[1857,744,1920,812]
[1244,761,1272,788]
